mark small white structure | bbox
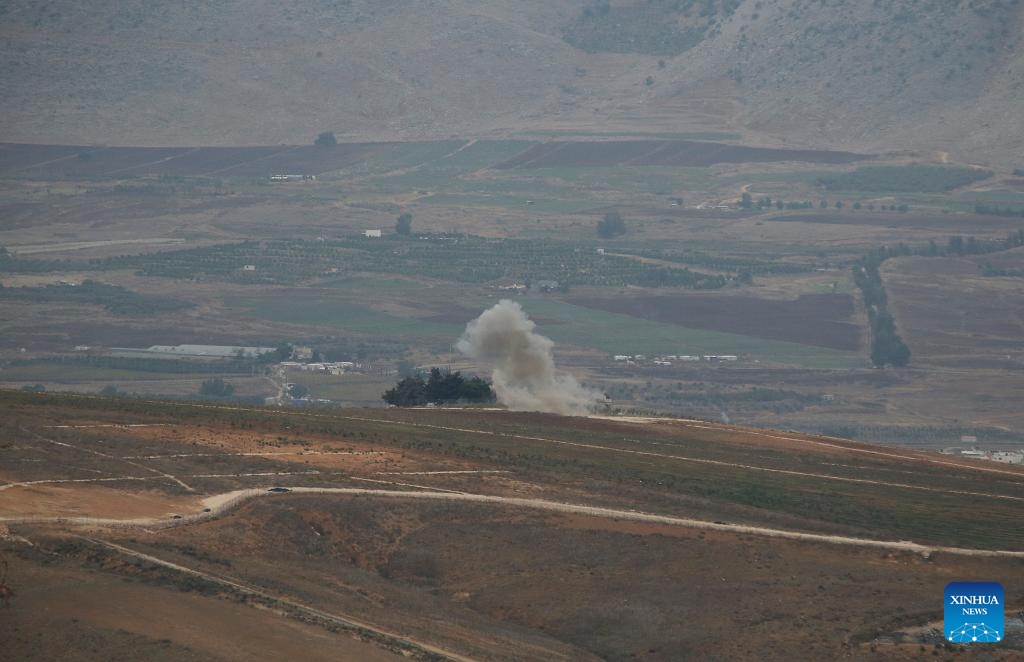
[364,229,382,238]
[991,451,1024,465]
[242,264,256,271]
[613,355,631,361]
[112,344,276,359]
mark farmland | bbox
[0,139,870,180]
[568,292,860,350]
[497,139,869,169]
[3,136,1024,437]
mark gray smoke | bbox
[456,300,604,416]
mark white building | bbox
[364,229,382,238]
[991,451,1024,465]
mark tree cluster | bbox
[974,203,1024,219]
[395,213,413,235]
[314,132,337,147]
[852,257,911,367]
[597,212,627,238]
[198,377,235,397]
[382,368,495,407]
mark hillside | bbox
[2,391,1024,660]
[1,0,1022,166]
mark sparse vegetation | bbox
[564,0,735,56]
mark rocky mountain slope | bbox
[1,0,1021,166]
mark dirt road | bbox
[7,486,1024,558]
[77,536,484,662]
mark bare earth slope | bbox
[1,1,1022,166]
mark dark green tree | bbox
[382,376,427,407]
[597,212,627,238]
[199,377,235,397]
[396,213,413,235]
[315,131,337,147]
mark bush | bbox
[314,131,337,147]
[597,212,627,238]
[199,377,235,397]
[395,213,412,236]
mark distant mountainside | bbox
[1,0,1021,167]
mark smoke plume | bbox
[457,300,604,416]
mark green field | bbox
[226,291,863,369]
[518,298,865,369]
[285,370,394,402]
[227,295,466,339]
[0,363,235,383]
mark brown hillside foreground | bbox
[2,395,1022,660]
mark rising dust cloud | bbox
[457,300,604,416]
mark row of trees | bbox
[974,203,1024,219]
[739,193,909,212]
[382,368,495,407]
[852,256,911,367]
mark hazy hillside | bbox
[1,0,1022,166]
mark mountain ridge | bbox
[1,0,1021,167]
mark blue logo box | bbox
[945,582,1004,643]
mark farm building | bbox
[364,229,382,238]
[111,344,276,359]
[533,280,560,291]
[991,452,1023,465]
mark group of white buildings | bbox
[613,354,738,366]
[942,446,1024,465]
[280,361,358,376]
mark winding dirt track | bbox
[7,487,1024,559]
